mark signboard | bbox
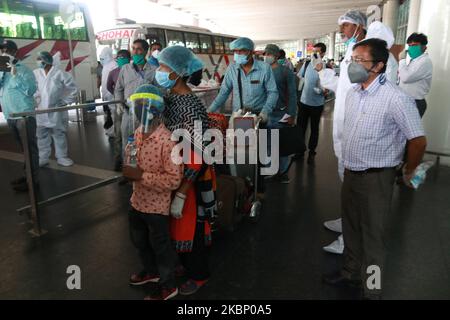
[96,29,136,41]
[306,43,314,56]
[297,50,302,58]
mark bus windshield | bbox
[0,0,88,41]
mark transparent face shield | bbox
[129,93,165,134]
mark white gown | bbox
[34,65,78,161]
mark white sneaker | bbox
[323,235,344,255]
[39,159,49,167]
[57,157,74,167]
[324,218,342,233]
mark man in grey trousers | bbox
[322,38,427,300]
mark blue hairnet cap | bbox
[230,37,254,51]
[157,46,204,76]
[338,10,367,28]
[0,39,18,51]
[134,84,162,96]
[132,84,164,109]
[264,44,280,56]
[38,51,53,65]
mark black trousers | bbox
[298,103,324,154]
[415,99,427,118]
[128,208,177,288]
[402,99,427,163]
[341,168,396,299]
[179,221,211,281]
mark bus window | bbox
[147,28,166,47]
[213,36,224,54]
[0,0,38,39]
[199,34,213,54]
[185,32,200,53]
[36,2,88,41]
[166,30,185,47]
[224,38,234,54]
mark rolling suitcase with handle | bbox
[215,174,250,232]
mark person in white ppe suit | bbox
[320,21,399,92]
[319,10,367,255]
[366,21,398,83]
[34,51,78,167]
[99,47,118,137]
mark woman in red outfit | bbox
[155,46,217,296]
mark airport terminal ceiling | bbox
[155,0,384,41]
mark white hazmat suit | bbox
[34,52,79,167]
[99,47,118,137]
[366,21,399,84]
[319,21,399,180]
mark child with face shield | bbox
[123,84,184,300]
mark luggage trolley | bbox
[231,112,263,223]
[209,110,263,231]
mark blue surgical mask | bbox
[344,27,360,46]
[36,61,46,69]
[155,70,177,89]
[264,56,275,65]
[234,53,249,65]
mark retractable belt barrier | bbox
[10,88,226,237]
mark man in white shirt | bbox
[399,33,433,117]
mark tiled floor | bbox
[0,106,449,300]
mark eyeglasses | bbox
[345,57,378,64]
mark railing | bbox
[425,150,450,171]
[10,100,125,237]
[9,87,226,237]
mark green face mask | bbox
[132,54,146,65]
[278,59,286,65]
[117,57,130,68]
[408,45,423,60]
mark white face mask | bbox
[152,50,160,59]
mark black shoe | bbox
[118,177,129,186]
[103,115,113,130]
[13,181,39,193]
[114,160,123,172]
[278,173,291,184]
[10,176,26,186]
[264,174,280,182]
[293,153,305,161]
[307,152,316,165]
[322,272,362,289]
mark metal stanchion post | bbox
[71,90,86,123]
[79,90,86,122]
[20,116,46,237]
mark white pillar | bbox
[112,0,120,20]
[328,32,336,60]
[418,0,450,165]
[382,0,400,32]
[297,39,305,59]
[407,0,422,37]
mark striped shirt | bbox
[342,76,425,171]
